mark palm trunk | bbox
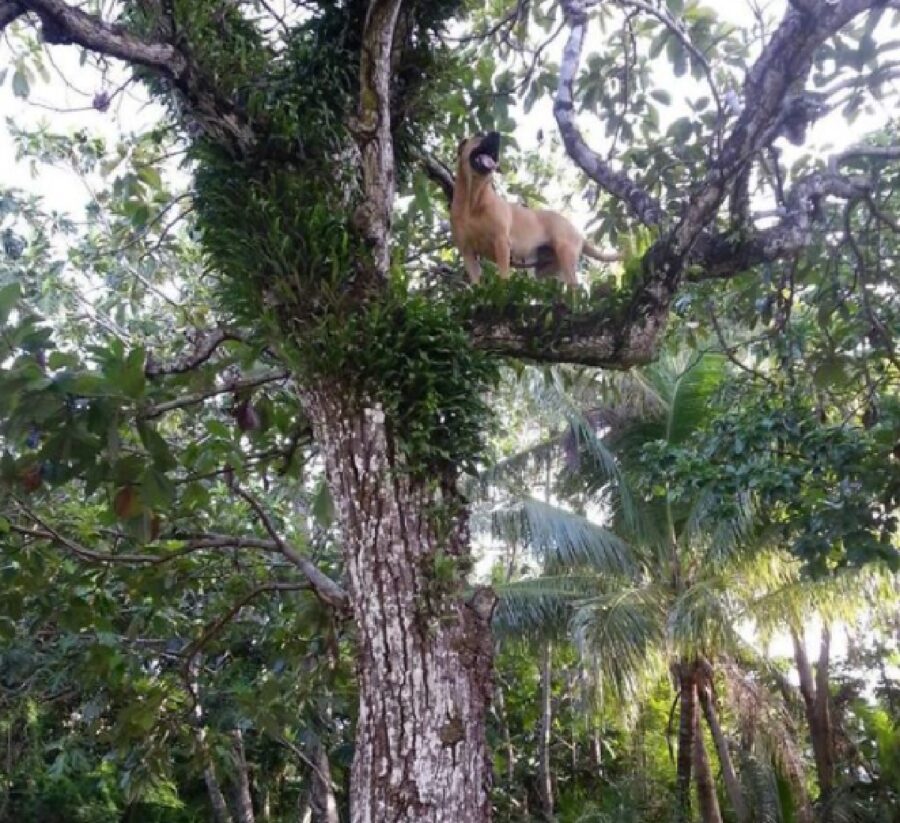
[697,673,748,823]
[310,398,494,823]
[537,641,554,820]
[791,626,835,805]
[231,729,255,823]
[675,662,696,822]
[692,711,723,823]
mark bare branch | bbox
[141,369,290,419]
[672,0,893,258]
[554,0,664,227]
[14,0,259,154]
[17,0,186,74]
[418,150,455,205]
[145,328,245,377]
[233,484,350,611]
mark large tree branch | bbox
[502,0,897,369]
[692,171,873,279]
[350,0,405,276]
[0,1,25,30]
[469,165,878,367]
[468,298,661,369]
[16,0,186,73]
[554,0,664,227]
[13,0,258,153]
[671,0,894,258]
[145,328,246,377]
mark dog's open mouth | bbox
[471,153,497,173]
[470,131,500,175]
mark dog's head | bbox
[457,132,501,178]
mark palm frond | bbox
[668,578,742,658]
[492,574,598,638]
[491,497,636,576]
[572,585,667,700]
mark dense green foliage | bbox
[1,0,898,820]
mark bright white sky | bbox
[1,1,897,674]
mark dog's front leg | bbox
[462,250,483,283]
[493,238,511,279]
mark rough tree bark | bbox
[307,396,494,822]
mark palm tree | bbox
[490,353,783,822]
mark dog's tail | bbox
[582,240,622,263]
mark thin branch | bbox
[145,328,245,377]
[11,498,159,564]
[232,483,350,610]
[617,0,724,130]
[140,369,290,419]
[276,736,343,793]
[181,581,306,671]
[554,0,664,227]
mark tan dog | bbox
[450,132,614,286]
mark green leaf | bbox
[121,347,147,399]
[11,68,29,99]
[0,282,20,326]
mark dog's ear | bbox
[456,137,467,157]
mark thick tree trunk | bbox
[309,397,494,822]
[791,626,835,806]
[697,667,748,823]
[692,712,723,823]
[537,641,554,820]
[675,662,697,822]
[231,729,256,823]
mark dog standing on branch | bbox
[450,132,617,286]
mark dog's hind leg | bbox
[555,242,580,287]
